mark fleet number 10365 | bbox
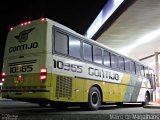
[53,59,83,73]
[10,65,33,73]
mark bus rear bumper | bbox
[2,90,51,103]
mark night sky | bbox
[0,0,107,72]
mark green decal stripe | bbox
[124,75,142,102]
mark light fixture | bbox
[119,28,160,55]
[85,0,124,38]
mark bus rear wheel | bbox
[142,92,150,106]
[88,87,101,110]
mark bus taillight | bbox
[40,68,47,81]
[2,72,6,82]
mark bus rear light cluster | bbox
[40,68,47,81]
[20,21,31,26]
[10,21,31,31]
[40,18,45,22]
[2,72,6,82]
[10,18,46,31]
[10,27,14,31]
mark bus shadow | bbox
[0,102,143,114]
[16,103,143,112]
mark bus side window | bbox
[119,56,125,71]
[135,63,141,75]
[124,58,130,72]
[140,65,145,76]
[130,61,136,74]
[69,36,81,58]
[148,68,153,79]
[103,50,111,67]
[144,66,149,78]
[55,31,68,54]
[83,42,93,62]
[148,68,154,88]
[93,46,102,64]
[111,53,118,69]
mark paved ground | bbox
[0,100,160,120]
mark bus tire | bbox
[38,102,49,107]
[142,92,150,106]
[88,87,101,110]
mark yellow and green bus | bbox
[1,18,156,110]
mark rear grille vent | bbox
[56,75,72,98]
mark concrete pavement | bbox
[144,102,160,109]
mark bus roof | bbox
[7,18,152,69]
[46,18,150,68]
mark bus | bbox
[1,18,156,110]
